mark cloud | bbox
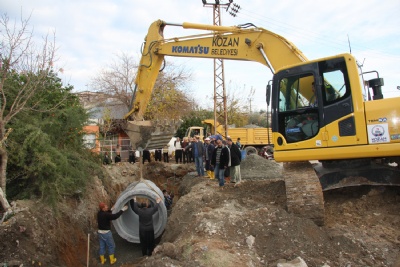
[3,0,400,105]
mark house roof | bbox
[76,91,129,120]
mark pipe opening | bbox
[112,180,167,243]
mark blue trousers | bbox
[98,231,115,255]
[194,156,204,176]
[214,165,225,186]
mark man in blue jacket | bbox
[186,135,206,177]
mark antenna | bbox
[347,34,352,54]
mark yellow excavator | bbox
[124,19,400,225]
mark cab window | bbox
[322,70,346,103]
[278,74,315,112]
[319,59,350,105]
[278,73,319,143]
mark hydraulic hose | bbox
[112,180,167,243]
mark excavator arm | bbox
[123,19,309,150]
[124,19,308,120]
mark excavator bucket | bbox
[124,119,181,150]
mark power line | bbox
[233,6,400,60]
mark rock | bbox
[246,235,255,248]
[154,242,177,259]
[277,257,308,267]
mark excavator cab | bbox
[272,55,352,154]
[271,54,400,192]
[270,54,400,226]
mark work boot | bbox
[210,171,215,179]
[100,255,106,264]
[109,254,117,265]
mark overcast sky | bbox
[3,0,400,111]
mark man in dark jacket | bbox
[130,197,162,256]
[103,152,111,165]
[97,202,128,265]
[211,138,230,187]
[142,149,151,163]
[227,137,242,184]
[204,137,215,178]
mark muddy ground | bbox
[1,154,400,267]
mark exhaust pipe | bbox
[112,180,167,243]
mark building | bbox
[76,91,132,161]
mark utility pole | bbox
[248,86,255,114]
[201,0,240,138]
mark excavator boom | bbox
[124,20,308,150]
[125,19,308,120]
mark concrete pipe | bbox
[112,180,167,243]
[244,146,258,155]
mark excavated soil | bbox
[1,154,400,267]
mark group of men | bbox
[174,134,242,188]
[102,147,136,165]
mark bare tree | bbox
[0,13,57,217]
[91,52,137,109]
[91,54,194,121]
[144,65,194,121]
[225,81,249,127]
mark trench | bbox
[61,162,189,266]
[51,162,195,267]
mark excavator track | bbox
[283,161,325,226]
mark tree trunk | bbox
[0,123,11,216]
[0,147,7,195]
[0,186,12,223]
[0,186,11,211]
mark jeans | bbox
[214,165,225,186]
[194,156,204,176]
[98,231,115,255]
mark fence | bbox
[98,136,176,162]
[99,137,132,162]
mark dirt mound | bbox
[241,154,282,180]
[138,178,400,267]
